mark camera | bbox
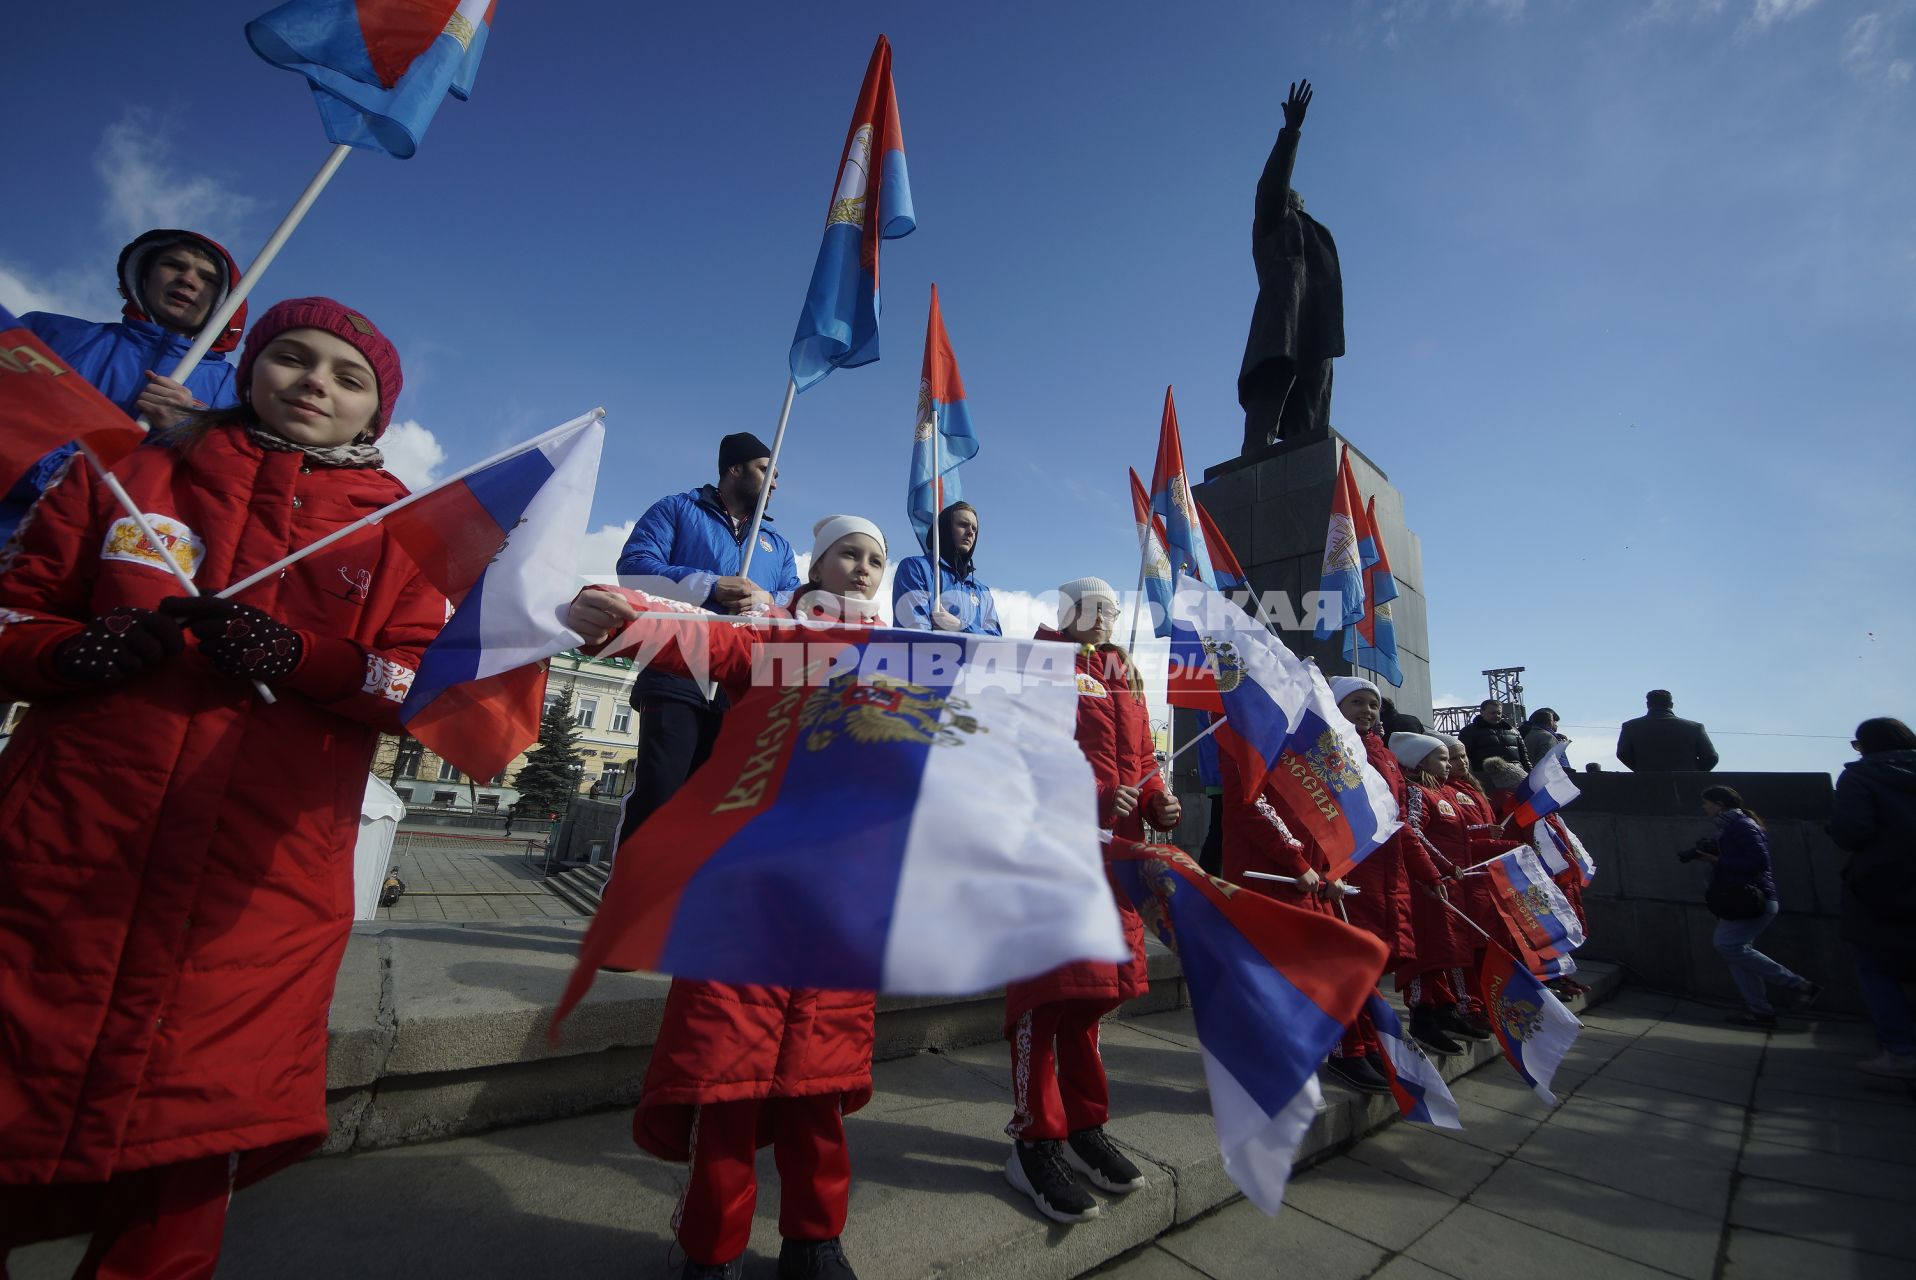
[1676,836,1717,864]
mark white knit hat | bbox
[810,515,886,564]
[1390,732,1448,773]
[1057,576,1119,628]
[1328,675,1379,705]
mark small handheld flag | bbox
[248,0,496,158]
[1366,994,1462,1129]
[906,285,978,555]
[1509,743,1581,828]
[789,35,916,391]
[1480,947,1582,1105]
[1107,842,1388,1213]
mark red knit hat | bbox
[236,297,403,438]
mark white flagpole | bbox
[216,409,604,599]
[140,144,353,422]
[929,411,942,624]
[737,378,795,580]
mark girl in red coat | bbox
[1439,735,1525,1030]
[1215,753,1384,1094]
[1389,733,1493,1055]
[0,299,444,1277]
[1001,576,1180,1225]
[1327,677,1441,1076]
[566,515,891,1280]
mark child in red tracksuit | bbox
[1441,737,1527,1020]
[1000,576,1181,1225]
[567,515,890,1280]
[0,299,443,1278]
[1214,753,1383,1094]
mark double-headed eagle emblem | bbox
[1300,729,1364,791]
[798,675,984,752]
[1200,638,1244,693]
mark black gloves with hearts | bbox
[160,597,305,682]
[51,606,185,685]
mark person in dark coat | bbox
[1827,717,1916,1078]
[1523,708,1570,770]
[1238,79,1344,453]
[1460,700,1530,774]
[1693,786,1818,1027]
[1616,690,1719,772]
[1380,697,1426,738]
[610,433,802,854]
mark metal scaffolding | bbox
[1483,666,1527,724]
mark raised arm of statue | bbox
[1253,80,1312,239]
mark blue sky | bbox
[4,1,1911,776]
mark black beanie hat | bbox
[718,432,772,474]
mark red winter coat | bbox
[627,590,881,1163]
[1002,632,1162,1028]
[1340,729,1431,965]
[1218,752,1332,917]
[1398,782,1488,971]
[0,428,443,1186]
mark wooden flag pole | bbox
[738,377,796,581]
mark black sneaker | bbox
[1065,1126,1146,1193]
[1005,1139,1100,1223]
[1409,1006,1466,1056]
[778,1235,856,1280]
[679,1259,742,1280]
[1790,980,1824,1011]
[1324,1055,1393,1094]
[1727,1010,1778,1029]
[1438,1004,1490,1042]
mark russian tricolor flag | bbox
[1365,994,1462,1129]
[552,627,1125,1016]
[1509,743,1582,828]
[1534,815,1598,886]
[0,304,144,493]
[395,411,605,782]
[248,0,495,158]
[1150,387,1213,586]
[790,35,916,391]
[1107,842,1388,1213]
[1480,948,1582,1105]
[1167,575,1399,878]
[906,284,978,554]
[1484,846,1587,955]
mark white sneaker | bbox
[1857,1051,1916,1079]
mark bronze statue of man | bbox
[1239,80,1344,454]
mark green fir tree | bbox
[511,691,584,817]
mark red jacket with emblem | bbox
[1339,727,1434,965]
[0,427,444,1186]
[620,589,882,1163]
[1218,752,1333,917]
[1002,631,1163,1028]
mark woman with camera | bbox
[1692,785,1820,1027]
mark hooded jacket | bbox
[1003,631,1162,1025]
[0,426,444,1185]
[1828,749,1916,970]
[615,484,800,710]
[4,232,250,543]
[891,507,1002,635]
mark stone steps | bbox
[540,861,613,915]
[322,921,1189,1154]
[10,961,1623,1280]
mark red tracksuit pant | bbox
[1331,1005,1382,1059]
[677,1096,850,1267]
[1005,999,1118,1142]
[0,1155,234,1280]
[1402,969,1462,1009]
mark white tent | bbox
[353,774,408,920]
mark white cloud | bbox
[378,419,447,490]
[577,520,635,584]
[94,110,258,246]
[1746,0,1820,32]
[0,262,105,319]
[1842,12,1916,84]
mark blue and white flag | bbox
[1367,994,1462,1129]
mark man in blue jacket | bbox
[891,500,1002,635]
[3,229,249,543]
[613,432,801,849]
